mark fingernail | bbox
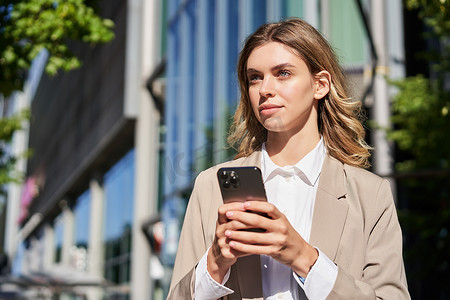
[226,211,234,218]
[229,241,236,247]
[244,202,251,208]
[225,230,232,237]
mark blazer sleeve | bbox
[327,179,410,300]
[167,171,212,300]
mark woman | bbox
[168,18,410,300]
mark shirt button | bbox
[277,293,283,299]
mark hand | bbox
[224,200,319,278]
[207,201,250,283]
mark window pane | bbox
[74,190,90,249]
[103,149,135,284]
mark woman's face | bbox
[246,42,323,137]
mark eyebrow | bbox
[247,63,296,74]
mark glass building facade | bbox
[11,149,136,299]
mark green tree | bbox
[388,0,450,297]
[389,75,449,171]
[0,109,29,194]
[0,0,114,96]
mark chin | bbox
[262,123,287,133]
[260,116,285,128]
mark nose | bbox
[259,76,276,98]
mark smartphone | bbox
[217,166,267,203]
[217,166,268,231]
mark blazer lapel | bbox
[236,151,262,168]
[309,156,349,261]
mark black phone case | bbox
[217,166,267,203]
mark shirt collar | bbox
[261,137,326,186]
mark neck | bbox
[265,128,320,166]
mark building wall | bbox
[9,0,163,299]
[25,0,133,225]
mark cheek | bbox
[249,87,259,103]
[278,87,296,100]
[280,83,315,104]
[249,89,261,116]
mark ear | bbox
[313,71,331,100]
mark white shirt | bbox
[195,138,338,300]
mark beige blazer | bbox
[167,152,410,299]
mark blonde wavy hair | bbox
[228,18,372,168]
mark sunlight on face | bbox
[246,42,320,137]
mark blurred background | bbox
[0,0,448,299]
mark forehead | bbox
[247,42,304,69]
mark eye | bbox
[248,74,262,84]
[277,70,291,78]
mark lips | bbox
[258,103,283,115]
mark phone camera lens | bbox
[229,172,239,187]
[220,170,228,180]
[223,180,231,188]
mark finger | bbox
[212,235,247,264]
[228,240,276,256]
[218,219,253,234]
[225,210,273,231]
[225,238,250,257]
[225,229,275,245]
[243,201,284,220]
[216,234,262,258]
[216,217,259,246]
[213,227,252,260]
[245,196,267,202]
[218,202,246,224]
